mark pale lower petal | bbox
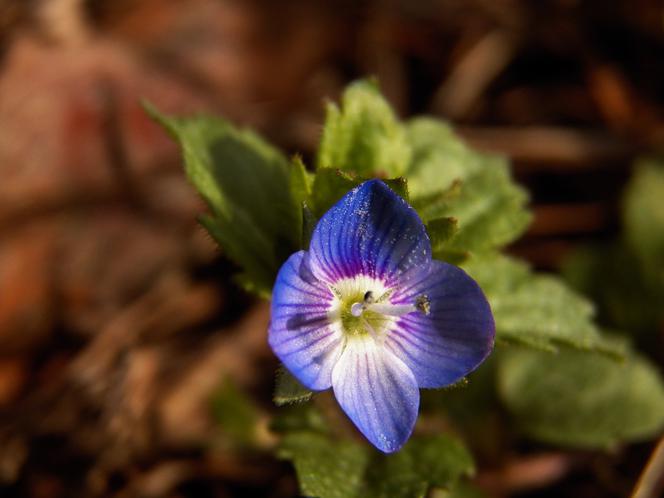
[331,335,419,453]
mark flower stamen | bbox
[415,294,431,315]
[351,292,431,318]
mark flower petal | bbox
[386,260,495,388]
[269,251,343,390]
[309,180,431,286]
[332,335,419,453]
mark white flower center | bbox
[327,275,429,340]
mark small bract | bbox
[268,180,495,453]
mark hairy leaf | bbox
[563,244,664,344]
[463,255,623,355]
[310,168,360,217]
[498,347,664,448]
[562,158,664,342]
[427,217,459,252]
[279,433,370,498]
[365,435,474,498]
[279,432,474,498]
[317,80,411,177]
[147,105,305,296]
[406,118,531,254]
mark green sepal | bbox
[274,365,314,406]
[426,217,468,264]
[310,168,360,218]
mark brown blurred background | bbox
[0,0,663,497]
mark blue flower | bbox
[269,180,495,453]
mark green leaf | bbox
[289,155,317,249]
[301,201,318,249]
[563,244,664,342]
[498,347,664,448]
[278,432,474,498]
[462,255,623,355]
[383,177,410,202]
[405,118,531,254]
[274,365,314,406]
[146,104,305,296]
[427,217,459,249]
[270,403,329,435]
[310,168,360,218]
[405,119,481,200]
[423,358,495,420]
[439,164,531,254]
[279,433,370,498]
[290,155,312,202]
[426,217,467,264]
[317,80,411,177]
[623,158,664,284]
[561,157,664,346]
[365,435,475,498]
